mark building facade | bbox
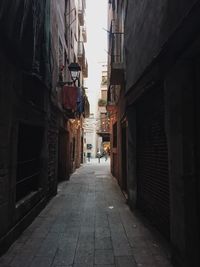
[83,113,97,160]
[97,65,110,157]
[51,0,89,179]
[0,0,88,254]
[0,0,52,254]
[83,65,110,162]
[108,0,200,266]
[107,0,127,193]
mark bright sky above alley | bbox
[85,0,108,115]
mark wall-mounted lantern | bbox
[68,62,81,86]
[58,62,81,87]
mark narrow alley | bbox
[0,160,171,267]
[1,0,200,266]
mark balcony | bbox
[83,59,88,78]
[82,25,87,42]
[78,41,85,66]
[106,84,119,118]
[109,32,124,85]
[96,114,110,142]
[106,84,120,109]
[78,0,84,26]
[78,42,88,78]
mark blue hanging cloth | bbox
[77,87,84,114]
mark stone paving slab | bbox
[94,249,114,265]
[0,161,172,267]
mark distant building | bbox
[97,65,110,156]
[83,113,97,160]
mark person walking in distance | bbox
[97,151,101,163]
[104,151,108,161]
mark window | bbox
[16,124,43,202]
[113,122,117,148]
[87,144,92,149]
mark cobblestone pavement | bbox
[0,160,173,267]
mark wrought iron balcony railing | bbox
[110,32,124,64]
[78,41,88,78]
[108,32,125,85]
[78,0,84,26]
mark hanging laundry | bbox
[77,87,84,114]
[62,86,78,111]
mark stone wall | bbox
[0,44,50,255]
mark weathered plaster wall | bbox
[125,0,198,91]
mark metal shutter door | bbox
[136,87,170,239]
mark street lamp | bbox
[68,62,81,87]
[57,62,81,87]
